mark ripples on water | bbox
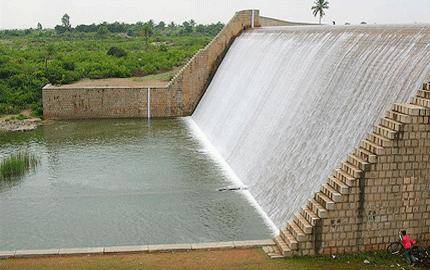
[0,119,272,250]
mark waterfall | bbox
[191,25,430,229]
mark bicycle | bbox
[387,232,430,267]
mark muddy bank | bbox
[0,118,42,132]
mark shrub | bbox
[62,61,75,71]
[107,47,127,58]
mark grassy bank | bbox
[0,249,419,270]
[0,152,39,180]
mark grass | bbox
[0,152,39,181]
[0,249,421,270]
[132,70,176,82]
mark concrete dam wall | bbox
[192,25,430,256]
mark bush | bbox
[107,47,127,58]
[62,61,75,71]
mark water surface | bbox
[0,119,271,250]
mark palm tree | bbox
[311,0,329,25]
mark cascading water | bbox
[191,25,430,229]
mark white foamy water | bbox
[192,25,430,228]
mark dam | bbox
[38,10,430,257]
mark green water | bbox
[0,119,271,250]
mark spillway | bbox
[192,25,430,229]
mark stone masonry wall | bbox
[271,83,430,258]
[42,10,260,120]
[42,86,180,119]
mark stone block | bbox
[147,244,191,252]
[59,247,104,255]
[104,245,149,254]
[233,239,275,248]
[15,249,59,258]
[191,241,235,250]
[0,250,15,259]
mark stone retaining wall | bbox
[42,10,260,120]
[270,84,430,257]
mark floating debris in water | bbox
[218,186,247,192]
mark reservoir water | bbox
[0,119,272,250]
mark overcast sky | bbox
[1,0,429,29]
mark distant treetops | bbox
[51,13,223,37]
[311,0,330,25]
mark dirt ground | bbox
[0,248,417,270]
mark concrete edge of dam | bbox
[0,239,275,259]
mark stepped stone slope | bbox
[269,84,430,257]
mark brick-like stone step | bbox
[307,199,328,219]
[328,176,350,194]
[360,139,384,155]
[340,161,363,178]
[300,207,320,227]
[347,154,370,171]
[287,221,306,242]
[315,192,335,210]
[273,236,292,257]
[373,124,399,140]
[263,245,285,259]
[380,117,404,132]
[280,228,298,250]
[417,89,430,99]
[354,147,377,163]
[368,132,395,147]
[321,183,342,202]
[393,103,428,116]
[333,168,356,186]
[293,213,313,234]
[386,110,412,123]
[412,97,430,108]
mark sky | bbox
[1,0,430,29]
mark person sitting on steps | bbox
[401,230,417,266]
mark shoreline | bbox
[0,117,42,132]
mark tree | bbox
[157,21,166,29]
[97,24,109,37]
[182,21,193,34]
[61,13,71,29]
[37,22,42,30]
[311,0,329,25]
[147,19,155,29]
[140,24,154,48]
[44,45,55,74]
